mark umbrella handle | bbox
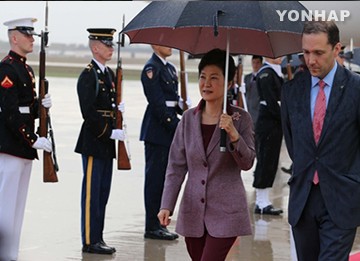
[220,30,230,152]
[220,129,227,152]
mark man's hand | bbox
[110,129,125,141]
[41,93,52,108]
[118,102,125,114]
[178,96,192,110]
[32,137,52,152]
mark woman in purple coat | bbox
[158,49,256,261]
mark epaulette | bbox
[259,72,269,79]
[85,63,94,72]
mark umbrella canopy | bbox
[122,1,308,151]
[122,1,308,58]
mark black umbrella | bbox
[122,1,308,150]
[122,1,308,58]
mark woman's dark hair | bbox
[198,49,236,83]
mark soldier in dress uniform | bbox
[244,55,263,127]
[75,28,125,255]
[0,17,53,260]
[336,45,346,67]
[140,45,188,240]
[253,57,284,216]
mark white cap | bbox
[3,17,38,35]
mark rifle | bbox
[38,1,59,182]
[115,15,131,170]
[286,55,293,81]
[179,50,188,111]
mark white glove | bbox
[185,96,192,108]
[32,137,52,152]
[118,102,125,114]
[110,129,125,141]
[41,93,52,109]
[178,97,192,110]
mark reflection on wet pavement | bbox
[18,78,360,261]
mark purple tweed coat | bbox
[160,102,256,238]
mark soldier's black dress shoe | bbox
[82,242,116,254]
[161,227,179,239]
[100,239,116,252]
[144,228,178,240]
[254,204,283,215]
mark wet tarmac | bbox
[17,77,360,260]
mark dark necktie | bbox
[104,68,111,84]
[166,63,173,76]
[312,80,326,184]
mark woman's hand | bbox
[158,209,171,226]
[219,113,240,143]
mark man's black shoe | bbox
[144,229,178,240]
[100,240,116,252]
[82,242,115,254]
[254,204,283,215]
[161,227,179,239]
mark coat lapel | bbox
[193,110,208,162]
[298,73,315,145]
[205,122,220,157]
[318,66,347,145]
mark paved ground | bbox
[17,77,360,261]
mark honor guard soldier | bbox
[140,45,190,240]
[75,28,125,255]
[0,17,53,260]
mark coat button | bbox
[203,162,207,168]
[201,198,205,203]
[201,180,205,185]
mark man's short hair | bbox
[252,55,263,62]
[302,20,339,48]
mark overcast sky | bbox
[1,1,360,47]
[1,1,149,46]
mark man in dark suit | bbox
[140,45,186,240]
[281,20,360,261]
[75,28,125,255]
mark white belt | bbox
[165,101,178,107]
[259,101,281,106]
[0,106,30,113]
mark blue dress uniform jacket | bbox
[75,60,116,159]
[75,59,117,246]
[140,53,182,147]
[253,66,283,188]
[0,51,39,160]
[140,53,184,232]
